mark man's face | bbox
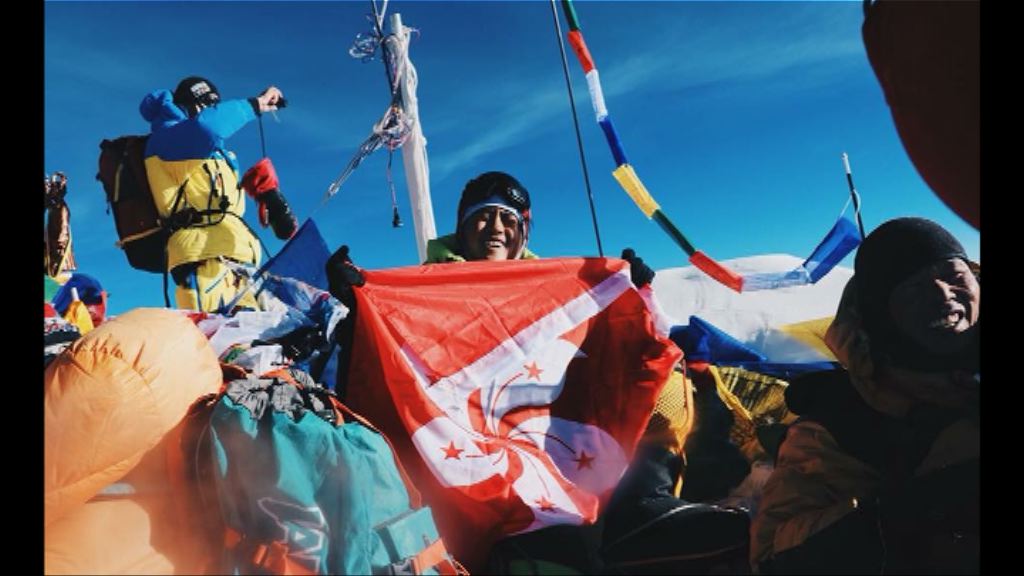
[888,258,980,354]
[461,206,524,261]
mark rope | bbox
[387,151,403,227]
[258,115,267,159]
[322,3,415,214]
[549,0,604,256]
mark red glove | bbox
[241,158,297,239]
[241,157,280,199]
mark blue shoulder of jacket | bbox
[141,92,256,162]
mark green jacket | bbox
[423,233,538,264]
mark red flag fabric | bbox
[346,257,682,569]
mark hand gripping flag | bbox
[345,257,683,569]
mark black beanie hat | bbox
[173,76,220,113]
[855,217,968,335]
[455,171,532,242]
[457,172,531,225]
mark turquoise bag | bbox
[203,370,460,575]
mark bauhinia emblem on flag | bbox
[346,257,682,567]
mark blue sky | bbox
[45,1,980,315]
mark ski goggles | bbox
[459,181,531,226]
[460,195,525,228]
[189,81,220,107]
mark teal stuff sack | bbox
[204,370,461,575]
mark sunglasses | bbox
[467,206,522,229]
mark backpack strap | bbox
[166,179,193,231]
[162,244,171,307]
[226,530,318,576]
[374,537,466,576]
[253,541,318,576]
[164,161,232,232]
[412,538,466,575]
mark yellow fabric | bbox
[643,370,694,456]
[778,316,838,361]
[166,222,260,274]
[640,369,694,497]
[714,365,796,462]
[823,279,868,374]
[173,258,259,312]
[707,365,756,455]
[640,366,783,494]
[751,415,980,565]
[612,164,660,218]
[716,366,796,426]
[144,156,260,271]
[62,299,95,335]
[751,420,881,565]
[146,156,242,220]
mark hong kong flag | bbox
[345,257,682,569]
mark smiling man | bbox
[424,171,538,263]
[883,256,979,365]
[751,217,980,574]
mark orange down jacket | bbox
[44,308,222,574]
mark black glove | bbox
[252,324,326,363]
[622,248,655,288]
[325,245,364,401]
[259,188,298,240]
[326,245,365,309]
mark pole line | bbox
[842,152,867,238]
[549,0,604,256]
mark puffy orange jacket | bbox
[44,308,222,575]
